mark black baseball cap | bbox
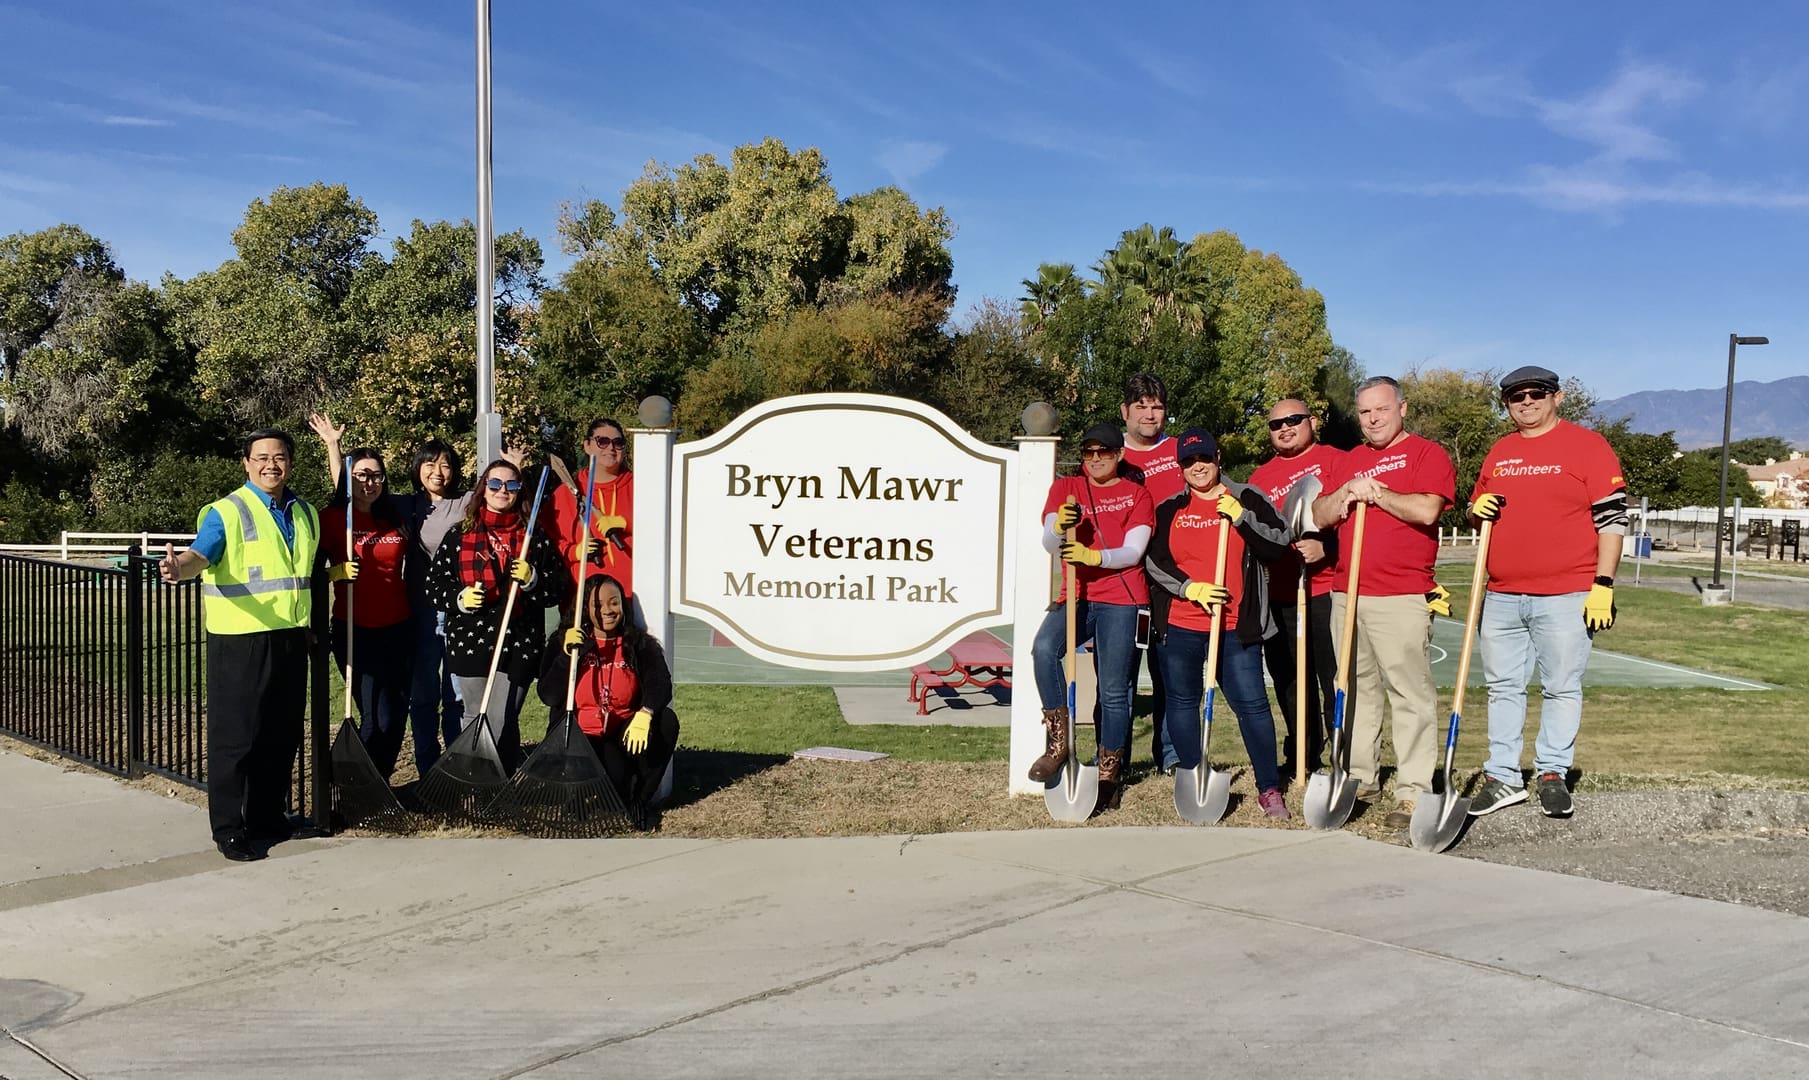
[1079,423,1123,450]
[1500,365,1561,394]
[1175,427,1218,462]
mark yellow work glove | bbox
[1471,492,1507,521]
[593,514,627,536]
[326,558,360,583]
[457,585,486,613]
[1216,492,1243,522]
[1059,539,1103,567]
[1054,500,1084,533]
[1584,583,1616,631]
[576,536,600,561]
[624,708,653,754]
[562,627,586,655]
[509,557,535,587]
[1184,581,1230,607]
[1426,584,1452,617]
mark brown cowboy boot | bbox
[1027,707,1070,782]
[1095,747,1126,811]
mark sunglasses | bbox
[1504,388,1552,404]
[1180,455,1215,468]
[350,471,386,484]
[1079,447,1118,459]
[485,478,523,493]
[1268,413,1311,432]
[589,435,627,448]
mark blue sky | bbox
[4,1,1807,399]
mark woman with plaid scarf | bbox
[425,459,568,770]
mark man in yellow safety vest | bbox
[160,429,323,862]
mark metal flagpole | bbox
[474,0,501,465]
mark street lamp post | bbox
[1705,332,1768,604]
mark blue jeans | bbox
[408,607,464,775]
[1478,591,1592,787]
[1159,625,1281,792]
[1032,600,1139,760]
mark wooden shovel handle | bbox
[1334,502,1367,691]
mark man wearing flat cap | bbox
[1027,422,1156,810]
[1466,366,1627,819]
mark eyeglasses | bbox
[589,435,627,449]
[350,471,386,484]
[1268,413,1311,432]
[248,454,291,466]
[1079,447,1117,459]
[1504,388,1552,404]
[485,478,523,493]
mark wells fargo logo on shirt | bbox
[1084,489,1142,517]
[1270,461,1325,499]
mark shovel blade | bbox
[1044,762,1100,822]
[1302,771,1357,830]
[1409,794,1470,852]
[1172,765,1232,824]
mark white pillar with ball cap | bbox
[630,396,677,659]
[1008,404,1060,795]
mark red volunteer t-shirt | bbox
[1250,442,1346,598]
[1121,437,1185,504]
[1164,491,1245,633]
[1473,421,1625,595]
[1042,475,1154,606]
[569,635,641,737]
[322,506,410,628]
[1324,434,1454,597]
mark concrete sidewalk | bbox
[2,749,1806,1079]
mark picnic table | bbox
[908,631,1012,714]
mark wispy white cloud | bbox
[1360,165,1809,212]
[876,140,948,187]
[1533,61,1699,162]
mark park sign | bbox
[672,394,1015,670]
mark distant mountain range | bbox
[1596,376,1809,450]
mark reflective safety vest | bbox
[197,487,320,635]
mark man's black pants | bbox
[1264,592,1337,774]
[206,627,308,842]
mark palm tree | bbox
[1018,262,1084,329]
[1090,224,1209,340]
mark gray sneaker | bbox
[1537,772,1574,818]
[1468,776,1528,817]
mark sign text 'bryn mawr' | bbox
[725,464,967,509]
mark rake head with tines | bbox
[415,714,510,824]
[488,711,633,838]
[328,720,417,833]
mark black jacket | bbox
[426,528,568,681]
[1144,481,1292,647]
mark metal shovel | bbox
[1281,474,1324,792]
[1305,502,1365,830]
[1045,512,1098,821]
[1411,520,1493,852]
[1174,513,1232,824]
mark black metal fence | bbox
[0,545,327,825]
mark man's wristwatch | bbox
[1594,575,1615,587]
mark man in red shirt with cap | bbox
[1466,365,1626,820]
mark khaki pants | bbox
[1329,592,1437,799]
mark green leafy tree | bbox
[1728,436,1794,464]
[529,260,707,439]
[1190,230,1330,445]
[933,299,1061,443]
[167,183,381,424]
[1400,367,1511,517]
[1594,420,1686,509]
[0,225,124,383]
[1677,449,1762,508]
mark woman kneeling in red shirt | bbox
[539,574,679,826]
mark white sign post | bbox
[669,394,1019,671]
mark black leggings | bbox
[586,707,679,809]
